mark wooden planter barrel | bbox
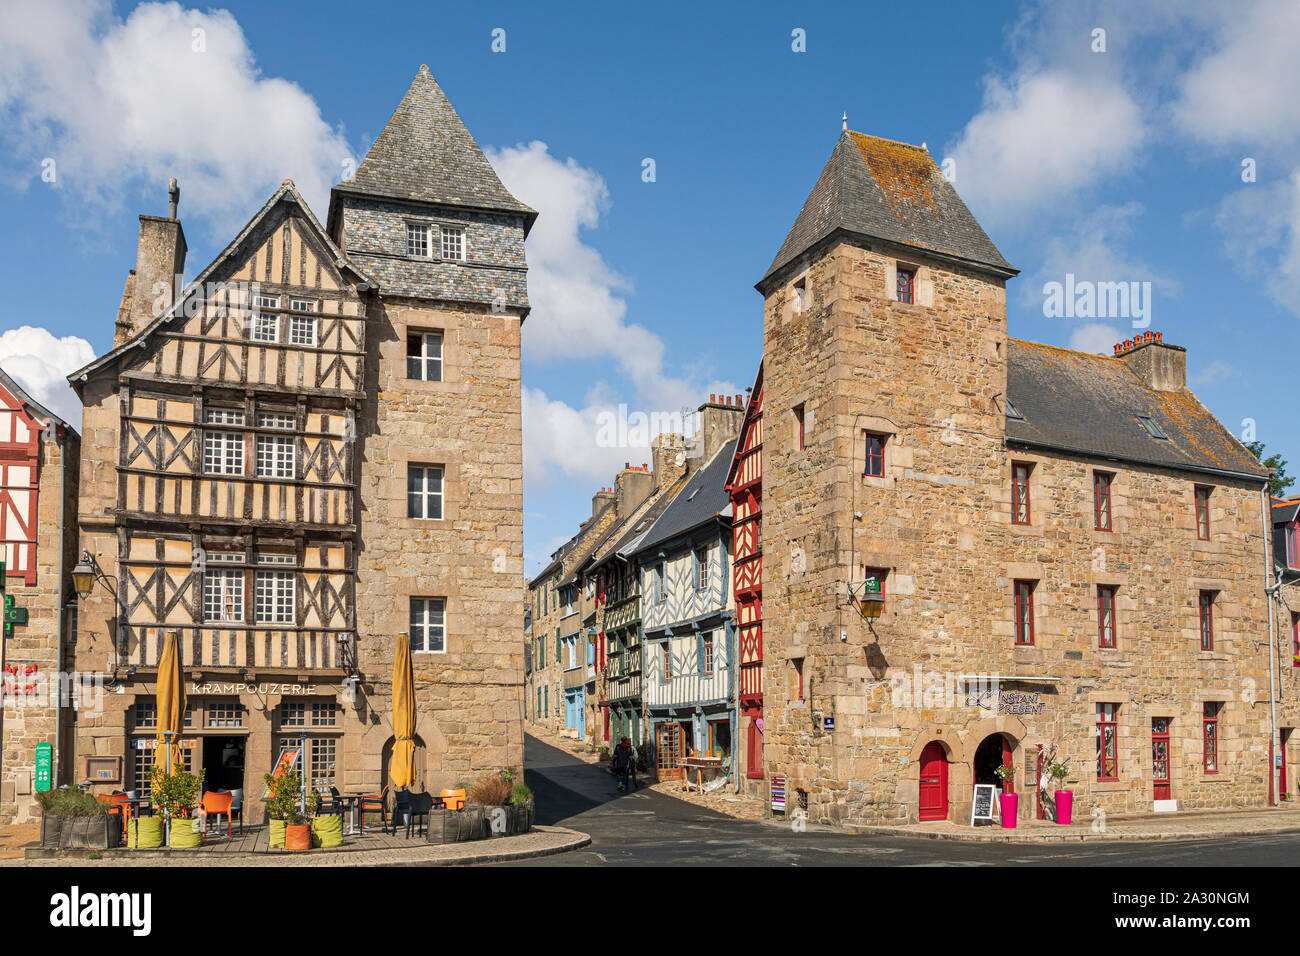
[426,805,489,844]
[42,815,122,850]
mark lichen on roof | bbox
[848,132,938,221]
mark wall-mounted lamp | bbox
[72,549,117,600]
[846,577,884,620]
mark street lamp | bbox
[72,551,97,599]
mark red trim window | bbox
[1198,590,1215,652]
[1096,703,1119,781]
[1013,580,1035,646]
[1011,463,1032,525]
[1195,485,1211,540]
[1203,702,1220,773]
[897,266,916,304]
[1093,471,1113,531]
[1288,524,1299,568]
[864,432,885,477]
[1292,613,1299,667]
[794,404,805,451]
[863,567,888,613]
[793,658,804,702]
[1097,585,1117,649]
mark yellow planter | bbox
[268,818,286,849]
[311,815,344,848]
[127,817,164,849]
[168,817,203,848]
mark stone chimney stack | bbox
[1114,330,1186,392]
[591,486,615,517]
[650,433,687,489]
[696,393,745,462]
[614,462,654,516]
[117,178,187,347]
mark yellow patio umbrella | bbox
[155,629,187,776]
[389,633,416,789]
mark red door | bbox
[1152,718,1171,800]
[918,742,948,821]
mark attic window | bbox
[441,227,465,261]
[406,223,431,258]
[897,267,916,304]
[1005,400,1025,421]
[1136,415,1168,440]
[792,277,807,314]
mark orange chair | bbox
[439,788,466,811]
[99,793,130,838]
[201,791,234,837]
[358,787,388,834]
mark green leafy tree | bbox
[1246,441,1295,498]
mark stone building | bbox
[0,368,79,824]
[757,129,1276,827]
[65,66,530,820]
[1272,496,1300,799]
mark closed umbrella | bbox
[390,633,416,789]
[155,629,187,840]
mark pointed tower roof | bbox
[758,131,1015,291]
[331,65,535,228]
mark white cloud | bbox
[1213,172,1300,317]
[0,0,352,228]
[1191,360,1240,386]
[946,70,1145,225]
[0,326,95,426]
[1068,323,1122,355]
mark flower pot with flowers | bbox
[994,765,1018,828]
[1049,761,1073,825]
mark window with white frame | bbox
[407,464,444,519]
[204,408,246,427]
[256,412,294,430]
[406,331,443,381]
[288,315,317,347]
[700,632,714,675]
[255,433,295,479]
[250,295,280,342]
[409,597,446,653]
[695,546,708,590]
[203,429,244,475]
[406,223,431,258]
[203,569,244,623]
[254,570,295,624]
[441,226,465,261]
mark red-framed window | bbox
[1096,703,1119,781]
[793,658,804,701]
[1012,463,1032,525]
[1288,525,1299,568]
[897,267,915,304]
[1203,702,1220,773]
[1199,590,1215,651]
[1292,613,1299,667]
[794,404,805,451]
[1098,585,1117,649]
[1094,471,1113,531]
[863,567,888,613]
[1013,580,1035,646]
[864,432,885,477]
[1195,486,1211,540]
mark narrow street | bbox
[489,735,1300,867]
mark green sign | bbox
[35,742,52,793]
[0,560,29,636]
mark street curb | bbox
[850,823,1300,844]
[20,825,591,864]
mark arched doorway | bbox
[918,741,949,821]
[973,733,1013,793]
[380,734,428,792]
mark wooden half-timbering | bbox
[0,384,44,585]
[727,365,763,711]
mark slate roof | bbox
[1274,498,1300,526]
[588,473,692,573]
[1006,340,1269,481]
[760,131,1015,290]
[331,65,535,227]
[633,439,738,556]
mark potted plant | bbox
[1050,761,1073,825]
[308,789,343,848]
[36,788,121,850]
[262,769,301,849]
[150,764,204,848]
[283,804,311,851]
[994,765,1017,828]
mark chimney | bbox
[695,394,745,462]
[117,178,187,347]
[613,463,654,517]
[1115,330,1185,392]
[650,433,687,489]
[592,486,615,517]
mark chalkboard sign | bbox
[970,784,997,825]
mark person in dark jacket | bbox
[612,737,635,792]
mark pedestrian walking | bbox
[612,736,635,792]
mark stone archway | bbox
[359,711,447,794]
[905,727,964,823]
[952,715,1027,824]
[380,734,428,792]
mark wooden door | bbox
[918,741,948,821]
[1152,717,1171,800]
[656,723,683,780]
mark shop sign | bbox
[34,742,52,793]
[132,737,199,750]
[191,681,318,696]
[966,688,1045,715]
[771,775,786,812]
[970,784,997,825]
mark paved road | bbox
[493,734,1300,866]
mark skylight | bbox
[1136,415,1168,440]
[1005,400,1024,421]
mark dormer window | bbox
[897,267,916,304]
[441,226,465,261]
[406,223,431,258]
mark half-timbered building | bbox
[66,66,531,817]
[0,368,79,823]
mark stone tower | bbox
[328,65,535,789]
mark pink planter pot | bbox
[1055,790,1073,825]
[999,792,1018,828]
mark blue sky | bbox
[1,0,1297,579]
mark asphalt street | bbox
[492,734,1300,866]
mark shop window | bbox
[1199,591,1215,651]
[1013,580,1035,646]
[1195,485,1212,540]
[1203,702,1220,773]
[1097,585,1117,649]
[207,701,244,728]
[1096,703,1119,781]
[1011,463,1032,524]
[1094,471,1113,531]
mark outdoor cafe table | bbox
[340,793,448,835]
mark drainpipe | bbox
[1262,488,1279,807]
[54,426,69,789]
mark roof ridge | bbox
[846,129,928,152]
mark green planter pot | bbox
[268,818,286,849]
[127,816,164,849]
[310,815,344,848]
[168,817,203,848]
